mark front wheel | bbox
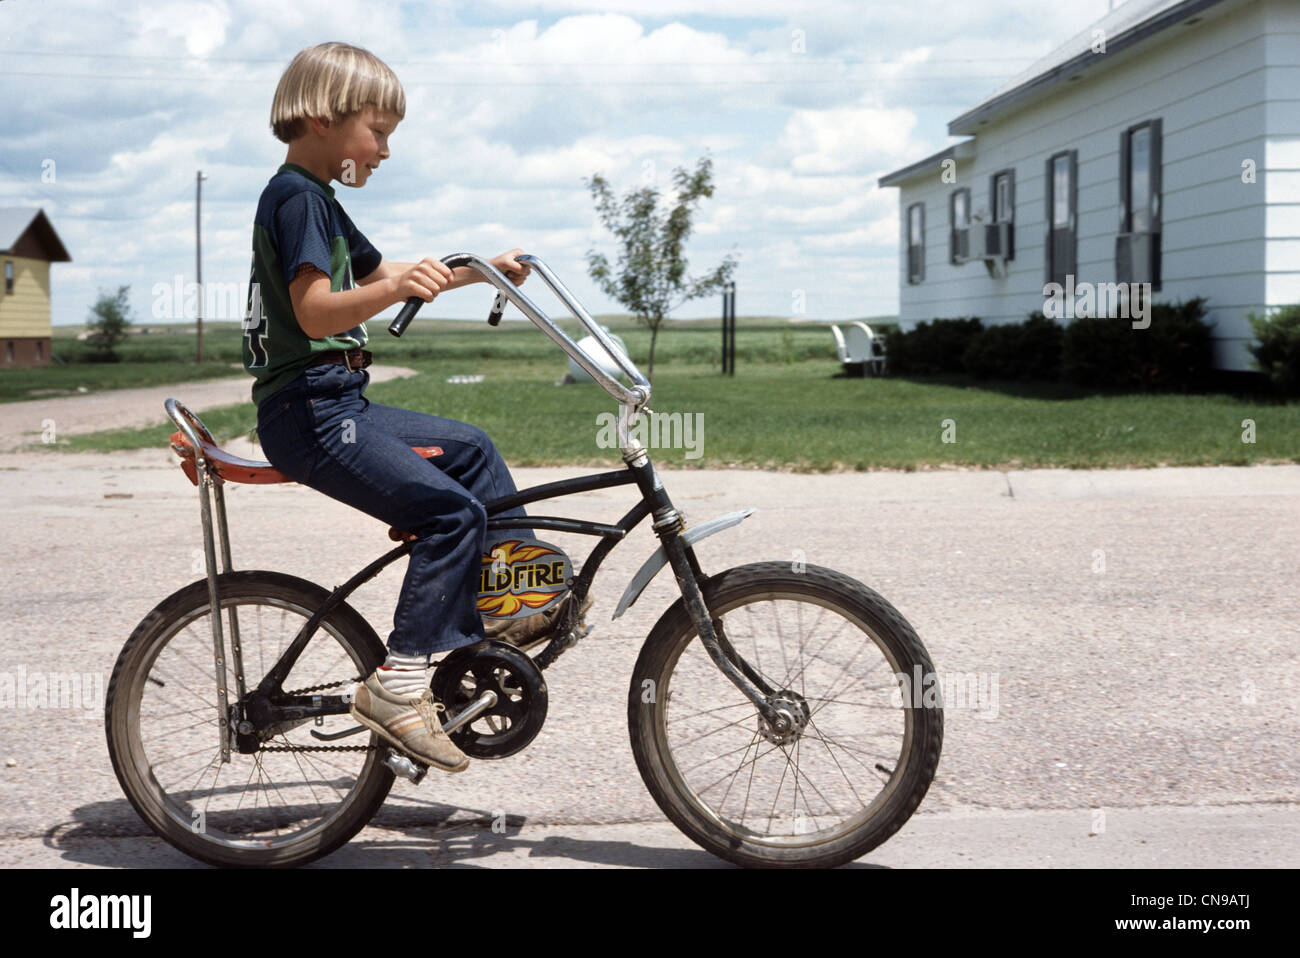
[628,562,943,867]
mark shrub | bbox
[1062,297,1212,390]
[962,312,1063,381]
[885,317,982,375]
[1061,314,1138,387]
[1144,296,1213,391]
[1248,303,1300,396]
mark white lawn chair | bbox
[559,325,631,385]
[830,322,887,376]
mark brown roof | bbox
[0,208,72,262]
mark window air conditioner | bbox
[959,217,1010,278]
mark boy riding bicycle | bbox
[245,42,585,774]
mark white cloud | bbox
[125,1,232,57]
[779,98,924,175]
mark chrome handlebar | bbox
[387,253,651,412]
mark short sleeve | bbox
[342,209,382,280]
[272,191,335,289]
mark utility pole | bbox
[720,281,736,376]
[196,170,208,363]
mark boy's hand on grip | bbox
[389,257,454,305]
[491,249,531,286]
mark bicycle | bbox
[104,253,943,868]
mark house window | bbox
[1046,150,1077,288]
[4,261,12,294]
[949,188,970,264]
[5,342,13,363]
[907,202,925,284]
[36,340,43,361]
[989,169,1016,260]
[1118,118,1162,290]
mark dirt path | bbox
[0,364,419,451]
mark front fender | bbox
[612,509,755,619]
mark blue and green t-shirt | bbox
[242,163,383,406]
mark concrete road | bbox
[0,433,1297,867]
[0,363,417,451]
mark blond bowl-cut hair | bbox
[270,42,406,144]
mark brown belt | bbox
[308,348,372,372]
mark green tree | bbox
[585,155,737,381]
[86,285,133,362]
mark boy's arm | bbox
[290,257,456,339]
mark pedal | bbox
[381,748,429,785]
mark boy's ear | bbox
[306,115,333,137]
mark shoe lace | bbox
[411,690,447,734]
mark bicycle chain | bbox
[282,676,364,696]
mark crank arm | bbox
[442,690,498,734]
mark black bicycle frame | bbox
[247,454,783,734]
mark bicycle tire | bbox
[105,571,395,867]
[627,561,943,868]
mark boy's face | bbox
[326,105,400,188]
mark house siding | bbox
[894,0,1278,371]
[1262,3,1300,357]
[0,255,53,339]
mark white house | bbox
[879,0,1300,371]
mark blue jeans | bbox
[255,363,528,656]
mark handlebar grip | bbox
[488,291,508,327]
[388,296,424,337]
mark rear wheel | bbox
[628,562,943,867]
[105,572,394,867]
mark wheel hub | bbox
[758,690,810,746]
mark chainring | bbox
[430,641,548,758]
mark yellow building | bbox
[0,208,72,368]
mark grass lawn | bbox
[40,320,1300,470]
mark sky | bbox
[0,0,1122,327]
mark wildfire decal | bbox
[477,538,572,619]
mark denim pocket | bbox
[304,363,353,393]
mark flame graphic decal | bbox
[481,540,558,565]
[477,591,561,616]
